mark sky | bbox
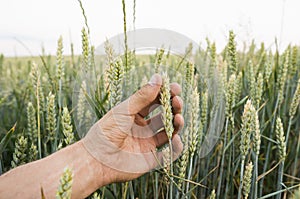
[0,0,299,57]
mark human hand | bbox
[82,74,184,183]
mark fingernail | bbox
[148,74,161,86]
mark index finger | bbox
[138,82,182,118]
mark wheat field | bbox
[0,1,300,199]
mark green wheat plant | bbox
[0,6,300,198]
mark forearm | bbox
[0,141,112,199]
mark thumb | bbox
[127,74,162,114]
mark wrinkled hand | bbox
[82,74,184,182]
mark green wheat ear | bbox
[30,62,45,113]
[109,59,124,108]
[200,91,208,133]
[104,39,115,70]
[162,146,171,184]
[62,107,75,146]
[56,36,64,83]
[275,117,286,161]
[46,92,57,142]
[253,109,261,155]
[209,42,217,79]
[30,62,38,89]
[27,102,37,143]
[254,73,263,109]
[77,81,87,127]
[289,79,300,119]
[154,48,165,73]
[209,189,216,199]
[248,61,255,101]
[240,99,255,160]
[160,73,174,140]
[243,161,253,199]
[227,30,238,74]
[56,167,74,199]
[235,71,243,101]
[292,187,300,199]
[264,58,272,84]
[225,74,236,128]
[183,62,194,103]
[160,72,175,196]
[177,136,189,190]
[81,27,89,72]
[27,142,38,163]
[291,45,298,76]
[91,192,100,199]
[11,135,28,168]
[189,87,200,156]
[278,49,289,104]
[90,45,96,70]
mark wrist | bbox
[78,140,115,187]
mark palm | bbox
[83,75,184,182]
